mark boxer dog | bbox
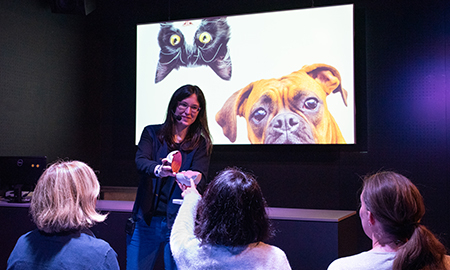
[215,63,348,144]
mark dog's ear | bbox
[302,63,348,107]
[215,83,254,142]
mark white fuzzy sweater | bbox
[170,192,292,270]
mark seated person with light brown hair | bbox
[7,160,119,270]
[328,171,450,270]
[170,167,291,270]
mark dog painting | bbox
[215,63,348,144]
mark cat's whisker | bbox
[159,50,183,65]
[198,43,223,63]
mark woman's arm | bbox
[135,126,174,177]
[170,183,202,264]
[135,126,159,176]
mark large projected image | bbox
[136,4,354,145]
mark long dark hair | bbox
[158,84,212,154]
[194,167,274,246]
[362,171,448,270]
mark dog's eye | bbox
[251,109,267,123]
[304,98,318,110]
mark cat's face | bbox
[155,17,232,83]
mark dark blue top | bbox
[7,229,119,270]
[133,124,210,227]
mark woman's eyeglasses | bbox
[177,102,201,113]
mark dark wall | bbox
[0,0,103,174]
[1,0,449,256]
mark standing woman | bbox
[127,84,213,270]
[328,171,450,270]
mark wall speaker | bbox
[51,0,96,15]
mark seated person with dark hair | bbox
[170,167,291,270]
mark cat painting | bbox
[155,17,232,83]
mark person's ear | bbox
[367,211,376,226]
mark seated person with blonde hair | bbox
[328,171,450,270]
[170,167,291,270]
[7,160,119,270]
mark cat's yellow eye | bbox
[198,32,212,44]
[170,34,181,46]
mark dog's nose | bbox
[272,113,299,130]
[265,112,315,144]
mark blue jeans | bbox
[126,216,177,270]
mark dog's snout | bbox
[272,113,299,130]
[265,112,315,144]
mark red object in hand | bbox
[171,151,182,173]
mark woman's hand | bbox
[179,179,200,198]
[159,164,175,177]
[155,158,176,178]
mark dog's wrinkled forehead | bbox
[243,71,327,112]
[284,71,329,99]
[246,80,284,103]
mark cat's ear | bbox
[199,17,232,81]
[155,61,174,83]
[208,49,232,81]
[155,23,185,83]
